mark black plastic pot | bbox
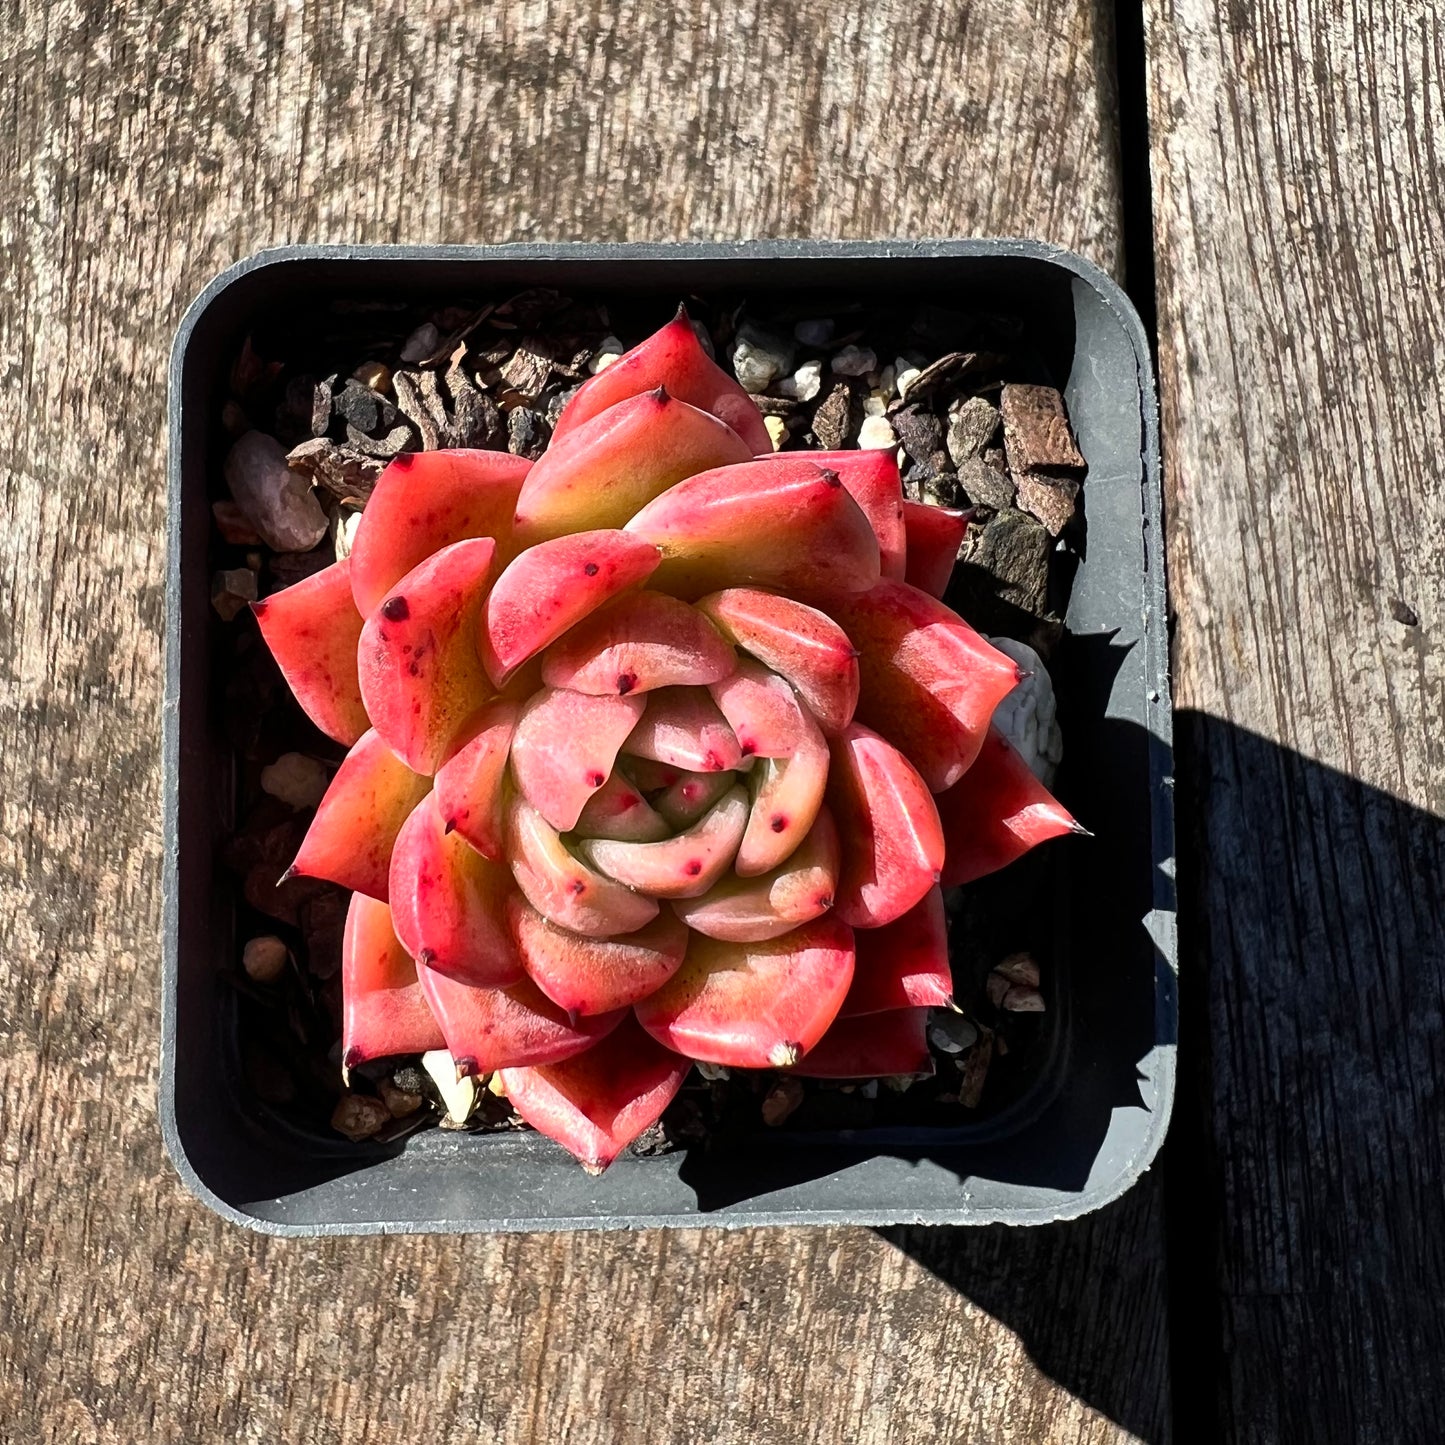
[161,241,1174,1234]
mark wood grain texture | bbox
[1147,0,1445,1438]
[0,1,1167,1442]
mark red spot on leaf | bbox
[770,814,788,833]
[382,596,410,622]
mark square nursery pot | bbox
[162,241,1175,1235]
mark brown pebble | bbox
[994,951,1041,988]
[1015,472,1080,537]
[1000,383,1086,474]
[761,1076,806,1126]
[1002,985,1046,1013]
[212,500,264,545]
[242,935,289,984]
[377,1077,424,1118]
[211,568,258,621]
[330,1094,391,1141]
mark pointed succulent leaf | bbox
[902,500,971,598]
[288,728,430,901]
[579,785,748,899]
[508,895,688,1015]
[673,805,840,942]
[513,390,752,544]
[652,769,736,829]
[510,687,647,832]
[635,915,856,1068]
[387,793,523,986]
[506,794,660,937]
[826,721,945,927]
[499,1015,691,1175]
[357,537,497,775]
[349,449,530,617]
[572,771,671,842]
[755,448,907,581]
[694,588,859,734]
[840,884,953,1015]
[791,1008,933,1079]
[735,703,828,876]
[708,654,810,759]
[550,307,774,455]
[417,962,624,1075]
[481,529,661,685]
[624,458,881,600]
[623,687,742,773]
[432,698,521,861]
[937,727,1081,885]
[540,590,736,696]
[251,558,369,745]
[341,893,446,1068]
[826,580,1022,791]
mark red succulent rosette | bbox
[252,308,1080,1173]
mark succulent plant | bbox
[252,307,1082,1173]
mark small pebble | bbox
[400,323,441,363]
[486,1072,508,1097]
[793,318,835,347]
[859,1080,879,1100]
[777,359,823,402]
[330,505,363,561]
[830,344,877,377]
[895,366,923,401]
[242,935,289,984]
[224,431,328,552]
[986,972,1012,1008]
[212,500,262,545]
[221,400,249,437]
[863,394,888,419]
[331,1094,390,1142]
[858,415,897,450]
[764,415,788,451]
[507,406,549,458]
[928,1012,980,1055]
[353,360,392,395]
[377,1077,423,1118]
[695,1061,730,1081]
[1002,986,1046,1013]
[589,335,626,373]
[423,1049,479,1124]
[731,322,795,394]
[210,567,257,622]
[761,1076,805,1126]
[260,752,330,810]
[877,364,897,398]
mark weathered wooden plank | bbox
[0,1,1162,1440]
[1147,0,1445,1436]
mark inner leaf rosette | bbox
[251,307,1082,1172]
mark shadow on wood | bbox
[887,714,1445,1444]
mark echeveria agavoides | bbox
[255,309,1081,1170]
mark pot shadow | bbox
[864,718,1445,1444]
